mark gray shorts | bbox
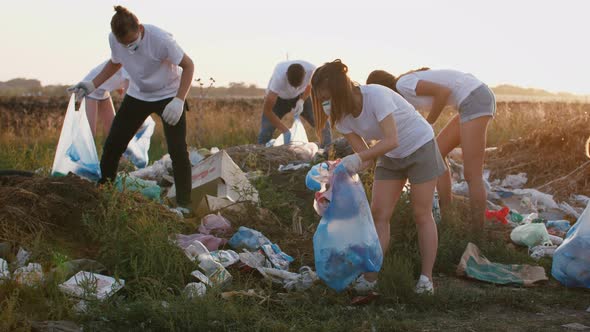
[375,139,447,184]
[458,84,496,123]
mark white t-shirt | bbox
[267,60,316,100]
[83,60,129,100]
[335,84,434,159]
[110,24,184,102]
[396,69,483,110]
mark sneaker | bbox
[415,275,434,295]
[352,275,377,294]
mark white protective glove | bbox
[162,97,184,126]
[341,153,362,174]
[291,99,305,117]
[67,81,95,100]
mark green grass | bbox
[1,98,589,331]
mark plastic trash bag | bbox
[552,202,590,288]
[313,165,383,292]
[115,175,161,201]
[228,226,272,251]
[510,223,552,248]
[52,96,101,181]
[268,115,308,147]
[123,116,155,169]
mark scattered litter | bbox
[168,150,259,209]
[560,202,582,219]
[59,271,124,300]
[501,173,528,189]
[187,240,232,287]
[198,213,233,237]
[238,250,271,270]
[530,245,558,260]
[47,259,107,284]
[548,234,564,246]
[547,220,572,233]
[258,266,318,291]
[457,243,548,286]
[195,195,234,216]
[130,154,171,184]
[0,258,9,281]
[486,207,510,225]
[189,148,205,166]
[260,244,294,270]
[14,263,44,286]
[210,250,240,268]
[269,116,308,147]
[350,291,380,306]
[278,163,310,172]
[574,195,590,206]
[74,300,88,314]
[115,175,161,201]
[176,233,227,253]
[228,226,272,252]
[183,282,207,298]
[16,247,30,267]
[210,147,220,154]
[561,323,589,331]
[512,189,559,210]
[552,202,590,288]
[190,270,212,287]
[511,223,552,248]
[313,164,383,292]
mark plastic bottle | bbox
[190,241,232,287]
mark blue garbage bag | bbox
[228,226,272,252]
[313,164,383,292]
[552,202,590,288]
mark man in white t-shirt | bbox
[257,60,331,146]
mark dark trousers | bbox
[257,96,332,147]
[99,95,192,206]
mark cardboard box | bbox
[168,151,259,210]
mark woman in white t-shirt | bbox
[367,68,496,230]
[79,60,129,137]
[69,6,195,211]
[312,60,447,295]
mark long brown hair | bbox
[366,67,430,93]
[111,5,139,39]
[311,59,356,144]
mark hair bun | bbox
[114,5,128,13]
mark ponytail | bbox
[111,5,139,39]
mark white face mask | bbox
[125,32,142,54]
[322,100,331,116]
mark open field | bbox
[0,97,589,331]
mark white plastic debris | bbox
[210,147,220,154]
[0,258,10,282]
[559,202,582,219]
[501,173,528,189]
[59,271,125,300]
[16,247,30,267]
[258,266,318,291]
[210,250,240,268]
[278,163,311,172]
[190,270,212,287]
[561,323,589,331]
[512,189,559,210]
[14,263,44,286]
[74,300,88,314]
[530,245,558,260]
[184,282,207,298]
[574,195,590,206]
[548,234,564,246]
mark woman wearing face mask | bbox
[69,5,195,212]
[312,60,446,295]
[366,68,496,230]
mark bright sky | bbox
[1,0,588,94]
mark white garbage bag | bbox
[124,116,156,169]
[270,116,309,147]
[51,95,101,181]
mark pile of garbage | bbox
[449,147,590,289]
